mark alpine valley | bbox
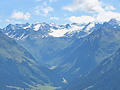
[1,19,120,90]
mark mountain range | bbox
[1,22,94,39]
[1,19,120,90]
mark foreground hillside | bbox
[0,31,59,89]
[65,48,120,90]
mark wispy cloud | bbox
[11,11,31,20]
[68,11,120,24]
[34,2,54,16]
[62,0,105,13]
[64,0,120,24]
[68,16,95,24]
[96,11,120,22]
[50,17,59,20]
[104,5,116,11]
[6,19,22,24]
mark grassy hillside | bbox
[0,31,55,89]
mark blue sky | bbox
[0,0,120,27]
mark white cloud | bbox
[11,11,30,20]
[68,16,95,24]
[68,11,120,24]
[50,17,59,20]
[43,7,54,14]
[96,11,120,23]
[65,0,119,24]
[35,5,54,16]
[6,19,22,24]
[63,0,104,13]
[104,5,115,11]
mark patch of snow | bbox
[62,77,67,84]
[23,25,31,29]
[9,34,16,38]
[6,85,23,89]
[49,24,85,37]
[19,34,25,39]
[83,85,94,90]
[21,35,29,40]
[10,25,16,31]
[49,66,57,70]
[5,32,9,36]
[33,24,41,31]
[84,22,95,32]
[49,28,68,37]
[49,23,56,26]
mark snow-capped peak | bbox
[1,21,96,40]
[23,25,31,29]
[49,23,56,26]
[48,22,94,37]
[33,24,41,31]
